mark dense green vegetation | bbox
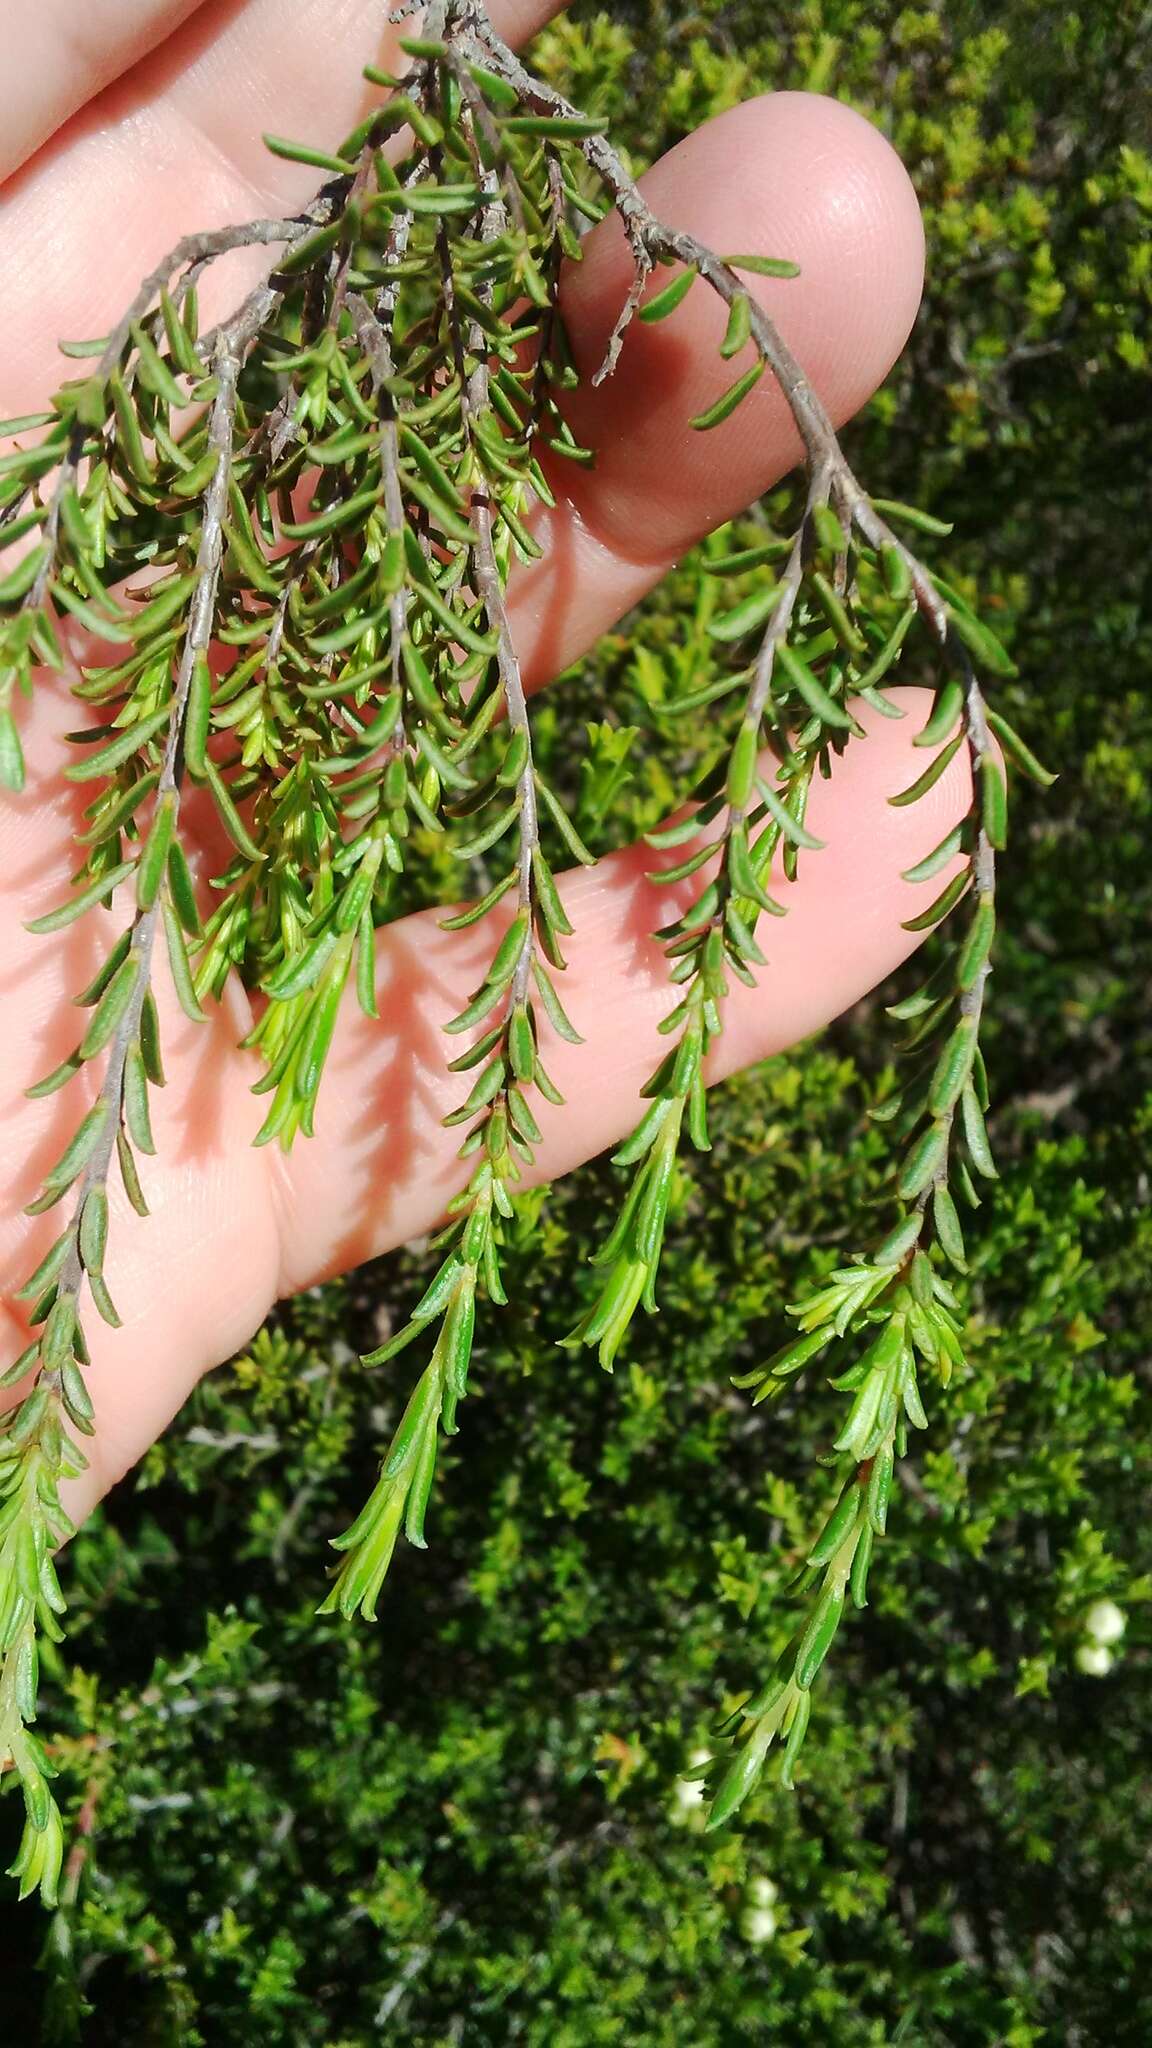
[7,2,1150,2039]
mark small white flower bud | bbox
[740,1906,778,1945]
[1084,1598,1126,1646]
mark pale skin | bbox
[0,0,971,1524]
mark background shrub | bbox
[6,3,1150,2040]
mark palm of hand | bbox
[0,0,956,1522]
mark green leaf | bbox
[807,1486,862,1567]
[124,1042,156,1156]
[465,62,520,111]
[264,930,340,1003]
[502,114,608,136]
[0,409,56,435]
[483,912,528,990]
[723,253,801,278]
[849,1524,874,1608]
[403,1425,438,1550]
[412,575,496,656]
[638,267,697,324]
[0,544,47,603]
[507,1006,536,1085]
[160,287,205,377]
[948,606,1017,678]
[961,1083,997,1179]
[280,480,382,543]
[812,506,847,556]
[901,823,966,885]
[109,370,154,482]
[79,956,138,1062]
[981,756,1008,850]
[170,450,223,500]
[872,497,953,537]
[132,570,200,638]
[755,775,826,850]
[452,800,519,863]
[137,795,177,913]
[957,894,996,991]
[162,899,206,1023]
[442,1280,477,1401]
[31,1101,109,1207]
[897,1121,948,1202]
[796,1583,845,1690]
[532,960,583,1045]
[64,707,172,783]
[900,868,971,932]
[25,858,137,934]
[724,723,759,811]
[164,841,201,939]
[889,728,965,806]
[776,642,852,730]
[204,759,261,860]
[444,976,508,1037]
[874,1211,923,1267]
[812,571,866,654]
[690,359,764,431]
[14,1232,71,1305]
[57,336,109,359]
[534,775,596,866]
[140,990,166,1087]
[117,1129,149,1217]
[985,708,1057,788]
[708,585,781,643]
[79,1187,109,1278]
[440,872,518,935]
[182,658,212,781]
[356,911,378,1021]
[880,544,912,603]
[932,1183,967,1269]
[705,1736,768,1830]
[866,1444,894,1533]
[720,293,752,360]
[130,322,187,408]
[703,539,792,576]
[263,134,359,175]
[0,707,25,793]
[530,848,574,944]
[929,1017,977,1116]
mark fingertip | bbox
[553,89,926,562]
[749,92,926,421]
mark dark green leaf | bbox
[985,708,1057,788]
[901,867,971,932]
[889,728,965,806]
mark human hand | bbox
[0,0,963,1525]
